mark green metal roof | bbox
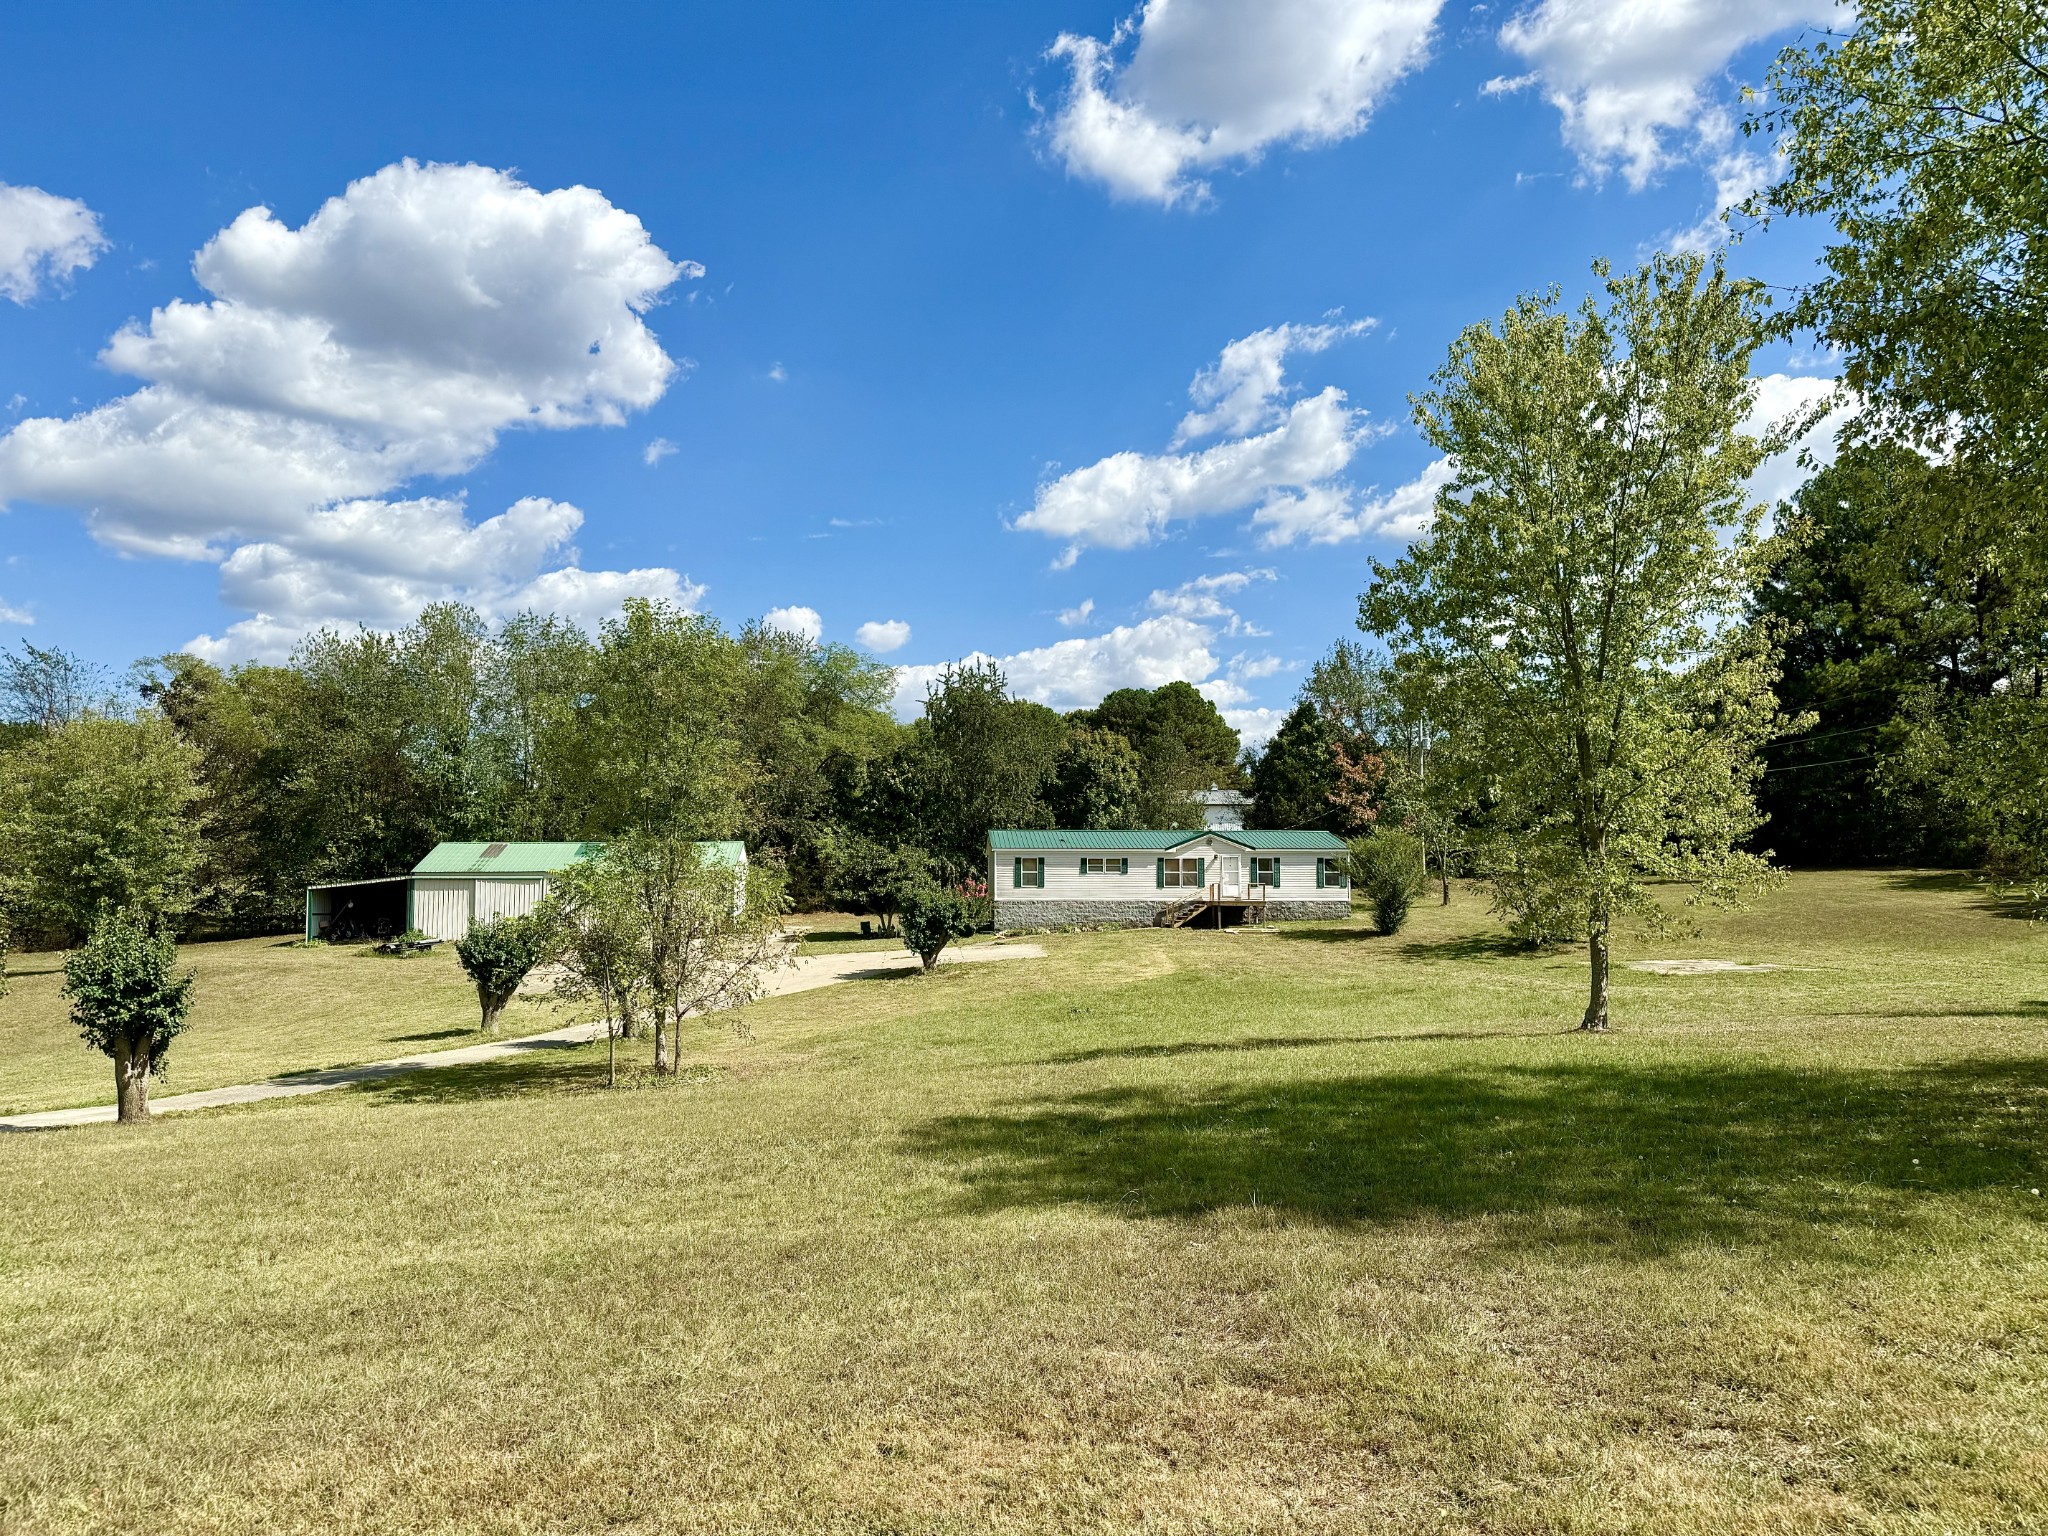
[987,829,1346,852]
[411,840,746,877]
[412,842,603,876]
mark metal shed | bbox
[406,841,606,941]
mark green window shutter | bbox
[1119,858,1128,876]
[1197,857,1206,886]
[1079,858,1087,877]
[1156,858,1165,888]
[1316,859,1325,888]
[1013,858,1022,888]
[1271,858,1281,888]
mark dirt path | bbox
[0,942,1044,1132]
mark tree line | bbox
[0,606,1258,950]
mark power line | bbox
[1762,753,1878,775]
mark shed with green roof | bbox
[304,839,746,942]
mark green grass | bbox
[2,870,2046,1534]
[0,936,562,1114]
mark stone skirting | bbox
[994,897,1352,931]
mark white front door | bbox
[1217,854,1242,898]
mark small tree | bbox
[539,872,648,1089]
[828,835,930,936]
[545,835,792,1077]
[63,909,196,1123]
[1346,830,1426,937]
[454,914,552,1034]
[899,882,977,972]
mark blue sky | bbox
[0,0,1848,741]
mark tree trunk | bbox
[653,1014,670,1075]
[113,1034,152,1123]
[607,1022,617,1090]
[1439,853,1450,907]
[1580,923,1611,1032]
[478,986,506,1035]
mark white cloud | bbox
[891,615,1222,715]
[856,618,911,653]
[1147,568,1276,631]
[185,494,702,662]
[0,161,698,654]
[1251,456,1453,544]
[1173,320,1372,444]
[0,597,31,625]
[0,183,107,303]
[1221,705,1289,748]
[763,604,823,642]
[1057,598,1096,628]
[768,362,787,383]
[643,436,678,466]
[1662,141,1776,254]
[1744,372,1857,507]
[1045,0,1446,207]
[0,160,688,557]
[1496,0,1841,189]
[1019,325,1384,562]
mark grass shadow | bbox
[1395,931,1546,962]
[901,1057,2048,1254]
[1045,1031,1530,1065]
[350,1046,619,1105]
[391,1027,473,1043]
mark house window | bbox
[1014,857,1045,889]
[1251,856,1280,887]
[1318,858,1349,888]
[1081,856,1128,875]
[1160,857,1204,888]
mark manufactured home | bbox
[304,839,747,943]
[988,829,1350,930]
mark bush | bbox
[899,883,978,972]
[454,913,553,1033]
[63,908,196,1122]
[1346,830,1426,936]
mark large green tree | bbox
[1753,3,2048,881]
[1074,680,1237,827]
[1362,257,1784,1030]
[1751,444,2027,863]
[0,713,205,943]
[1248,703,1342,831]
[1045,726,1144,830]
[1751,0,2048,477]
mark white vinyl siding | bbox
[991,842,1343,901]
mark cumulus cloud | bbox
[1147,568,1276,632]
[0,160,700,655]
[763,604,823,642]
[1018,324,1387,562]
[890,615,1225,716]
[1744,372,1857,507]
[1496,0,1841,189]
[186,494,703,662]
[856,618,911,653]
[1057,598,1097,629]
[0,597,31,625]
[1045,0,1445,207]
[1220,705,1289,748]
[643,436,678,465]
[1251,455,1453,544]
[0,183,107,303]
[0,159,688,556]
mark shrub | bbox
[63,907,197,1123]
[900,883,978,972]
[1346,830,1427,936]
[454,913,553,1033]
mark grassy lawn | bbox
[2,870,2046,1533]
[0,937,563,1115]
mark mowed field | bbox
[0,937,562,1116]
[2,871,2045,1534]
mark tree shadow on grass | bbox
[349,1047,622,1105]
[900,1057,2048,1254]
[1045,1032,1531,1065]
